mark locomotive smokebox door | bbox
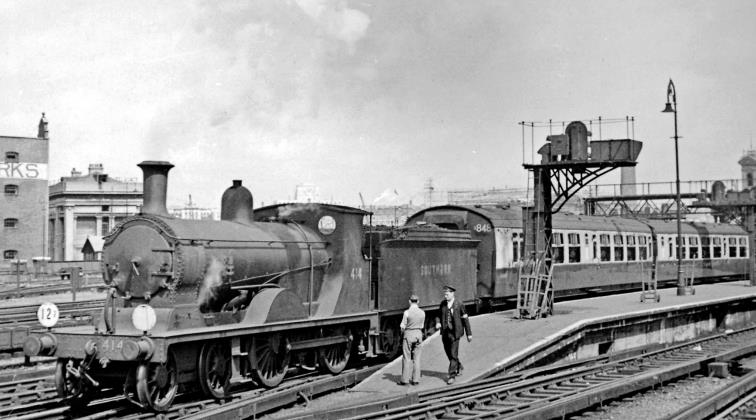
[104,222,173,300]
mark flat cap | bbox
[409,294,419,302]
[442,285,456,292]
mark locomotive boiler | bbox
[24,161,479,412]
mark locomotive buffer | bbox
[520,120,643,318]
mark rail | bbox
[292,326,756,420]
[2,362,384,420]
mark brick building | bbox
[0,114,50,265]
[48,164,142,260]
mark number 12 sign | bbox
[37,302,60,328]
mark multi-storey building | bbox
[48,163,142,260]
[169,195,217,220]
[0,115,50,265]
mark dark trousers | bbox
[442,331,463,377]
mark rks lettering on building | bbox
[0,163,47,179]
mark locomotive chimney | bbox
[138,161,174,217]
[221,180,254,224]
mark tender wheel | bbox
[198,341,231,399]
[381,318,402,360]
[136,354,179,412]
[251,334,290,388]
[55,358,92,409]
[319,329,352,374]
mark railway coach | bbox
[406,204,750,307]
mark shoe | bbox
[410,381,420,385]
[446,377,455,385]
[397,381,409,386]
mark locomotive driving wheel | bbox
[198,341,232,399]
[136,353,178,412]
[251,334,290,388]
[318,328,352,374]
[380,318,402,360]
[55,358,92,409]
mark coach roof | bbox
[408,205,652,233]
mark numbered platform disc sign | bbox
[132,304,157,332]
[37,302,60,328]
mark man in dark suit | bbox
[435,285,472,384]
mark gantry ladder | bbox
[516,252,553,319]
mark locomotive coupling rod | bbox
[288,335,350,351]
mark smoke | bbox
[197,257,225,309]
[144,1,372,154]
[276,202,323,219]
[140,1,373,207]
[295,0,370,54]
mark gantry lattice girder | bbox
[524,161,636,213]
[584,193,702,218]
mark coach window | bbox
[740,237,748,257]
[512,232,520,262]
[567,233,581,263]
[613,234,624,261]
[713,237,722,258]
[638,236,648,260]
[3,218,18,228]
[3,250,17,260]
[689,236,699,259]
[728,237,738,258]
[4,184,18,196]
[701,237,711,259]
[5,152,18,162]
[552,232,564,263]
[599,234,611,261]
[519,233,524,263]
[626,235,636,261]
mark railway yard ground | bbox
[7,281,756,419]
[0,290,102,308]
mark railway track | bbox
[1,362,385,420]
[0,300,100,356]
[0,281,103,300]
[285,326,756,420]
[664,367,756,420]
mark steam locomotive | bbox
[23,161,478,411]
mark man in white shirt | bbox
[399,294,425,385]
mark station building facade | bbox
[48,164,143,260]
[0,115,50,264]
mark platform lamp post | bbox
[662,79,694,296]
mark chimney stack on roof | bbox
[37,113,49,139]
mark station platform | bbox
[353,280,756,396]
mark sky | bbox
[2,0,755,208]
